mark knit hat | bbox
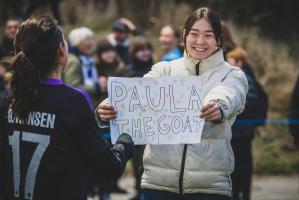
[68,27,94,47]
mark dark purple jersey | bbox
[7,79,130,200]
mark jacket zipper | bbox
[178,62,200,194]
[179,144,188,194]
[195,62,200,75]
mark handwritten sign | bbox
[108,76,205,144]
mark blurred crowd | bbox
[0,8,298,200]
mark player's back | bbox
[8,79,98,200]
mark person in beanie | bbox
[62,27,106,108]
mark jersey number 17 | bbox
[9,130,50,200]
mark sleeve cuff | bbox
[94,107,110,128]
[219,106,225,121]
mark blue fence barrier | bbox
[234,119,299,125]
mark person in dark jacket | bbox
[0,57,12,200]
[227,47,262,200]
[107,18,142,65]
[289,76,299,147]
[95,39,131,105]
[129,36,153,77]
[93,39,129,200]
[96,39,125,77]
[0,17,22,59]
[0,94,10,200]
[7,15,134,200]
[127,35,154,200]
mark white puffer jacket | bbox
[141,49,248,197]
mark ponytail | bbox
[10,51,40,119]
[10,16,63,119]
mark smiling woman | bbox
[97,7,248,200]
[183,7,222,61]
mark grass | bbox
[228,24,299,174]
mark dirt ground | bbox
[105,174,299,200]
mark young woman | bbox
[8,16,133,200]
[97,7,248,200]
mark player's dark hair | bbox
[10,15,64,119]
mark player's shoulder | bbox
[61,84,93,111]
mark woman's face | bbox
[159,27,178,51]
[78,36,94,55]
[135,48,152,62]
[101,50,116,64]
[186,19,218,60]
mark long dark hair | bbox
[129,36,153,60]
[10,15,64,119]
[182,7,223,49]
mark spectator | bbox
[0,57,12,106]
[159,25,183,61]
[0,56,12,200]
[107,18,141,65]
[95,39,127,102]
[97,7,248,200]
[129,36,154,77]
[62,27,105,108]
[128,35,154,200]
[96,39,125,77]
[226,47,266,200]
[93,39,130,200]
[0,17,22,59]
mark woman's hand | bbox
[119,17,136,32]
[97,102,117,121]
[200,102,222,122]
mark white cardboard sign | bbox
[108,76,205,144]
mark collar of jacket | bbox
[183,48,225,75]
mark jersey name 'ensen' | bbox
[8,108,56,129]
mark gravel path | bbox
[107,174,299,200]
